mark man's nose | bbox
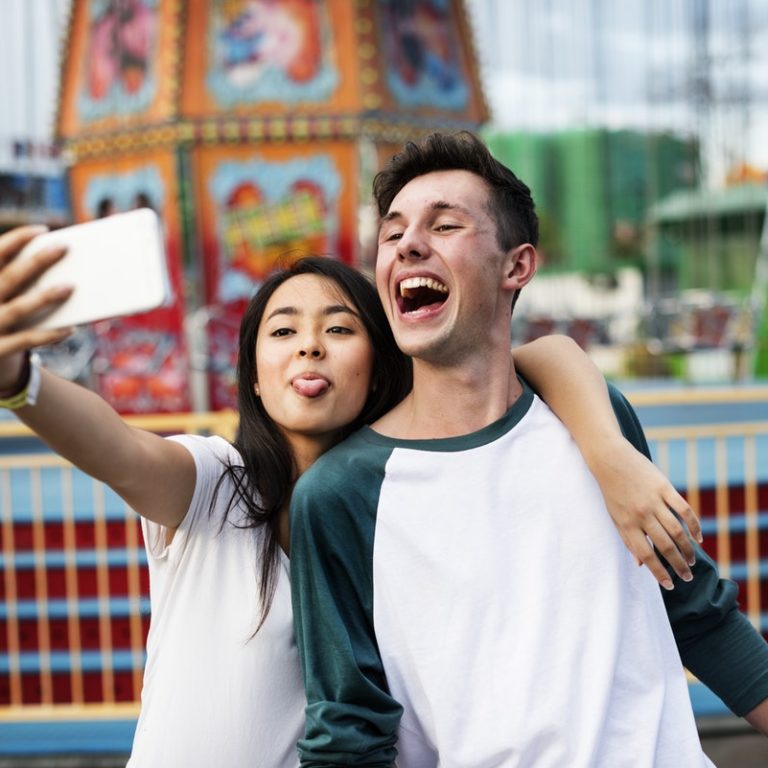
[396,228,429,261]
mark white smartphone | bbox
[16,208,172,330]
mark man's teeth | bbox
[399,276,449,298]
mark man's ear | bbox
[502,243,537,291]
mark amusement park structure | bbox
[54,0,488,413]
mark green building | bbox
[483,128,699,275]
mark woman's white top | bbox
[126,435,304,768]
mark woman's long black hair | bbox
[215,257,412,630]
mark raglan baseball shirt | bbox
[290,381,768,767]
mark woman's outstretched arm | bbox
[0,225,194,528]
[512,334,701,590]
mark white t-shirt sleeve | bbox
[141,434,239,565]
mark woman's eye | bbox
[385,231,403,242]
[270,327,294,337]
[435,224,458,232]
[327,326,352,335]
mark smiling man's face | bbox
[375,169,515,365]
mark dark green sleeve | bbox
[289,449,401,767]
[608,383,768,716]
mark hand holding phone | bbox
[15,208,171,330]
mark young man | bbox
[289,132,768,766]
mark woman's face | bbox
[255,274,375,461]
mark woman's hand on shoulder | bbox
[590,434,702,590]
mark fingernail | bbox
[682,572,693,582]
[688,556,696,566]
[697,533,703,543]
[662,579,674,591]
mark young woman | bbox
[0,225,698,766]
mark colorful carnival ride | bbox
[55,0,488,413]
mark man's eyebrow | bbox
[380,210,403,226]
[431,200,474,216]
[380,200,473,227]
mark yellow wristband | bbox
[0,354,42,410]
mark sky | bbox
[465,0,768,182]
[2,0,767,184]
[0,0,70,173]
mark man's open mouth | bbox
[397,276,449,314]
